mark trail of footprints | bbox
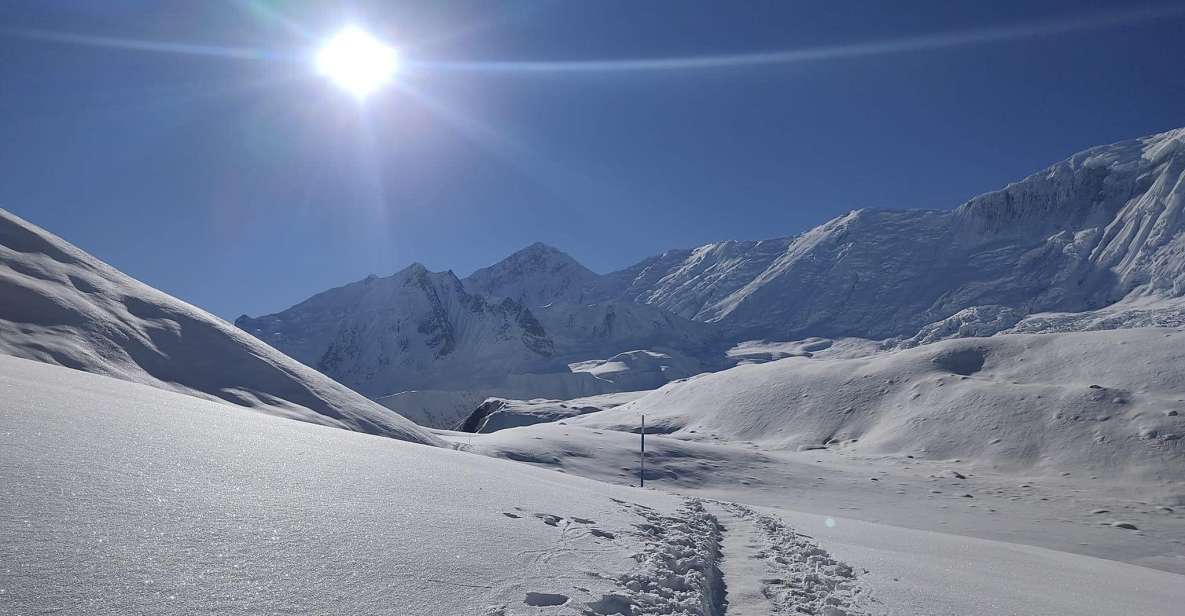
[494,500,720,615]
[492,499,869,615]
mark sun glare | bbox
[315,27,399,98]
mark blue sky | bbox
[2,1,1184,320]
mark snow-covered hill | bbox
[572,328,1185,480]
[0,209,435,444]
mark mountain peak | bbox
[507,242,580,264]
[463,242,604,307]
[398,262,430,276]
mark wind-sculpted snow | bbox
[0,209,436,444]
[575,329,1185,479]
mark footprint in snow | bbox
[584,593,633,615]
[501,512,521,519]
[523,592,569,607]
[534,513,563,526]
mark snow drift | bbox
[0,209,436,444]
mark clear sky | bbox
[2,1,1184,320]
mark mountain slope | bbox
[604,238,794,321]
[532,300,723,361]
[643,128,1185,339]
[0,209,436,444]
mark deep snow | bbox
[7,354,1182,614]
[0,355,763,615]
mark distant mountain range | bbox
[3,128,1183,433]
[236,127,1185,408]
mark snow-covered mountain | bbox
[0,209,436,445]
[469,128,1185,342]
[236,264,561,397]
[706,128,1185,339]
[237,127,1185,415]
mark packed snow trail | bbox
[707,504,769,616]
[706,501,872,616]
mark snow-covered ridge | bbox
[468,128,1185,342]
[0,209,436,444]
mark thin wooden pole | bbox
[640,414,645,488]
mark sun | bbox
[315,27,400,98]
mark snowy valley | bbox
[3,127,1185,615]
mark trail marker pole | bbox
[640,414,646,488]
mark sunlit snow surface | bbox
[0,355,716,615]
